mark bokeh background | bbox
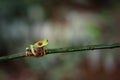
[0,0,120,80]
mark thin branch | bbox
[0,43,120,61]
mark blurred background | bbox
[0,0,120,80]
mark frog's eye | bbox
[38,41,42,46]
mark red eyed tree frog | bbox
[26,39,48,57]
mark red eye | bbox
[38,41,42,46]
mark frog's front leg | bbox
[30,45,35,55]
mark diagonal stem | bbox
[0,43,120,61]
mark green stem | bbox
[0,43,120,61]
